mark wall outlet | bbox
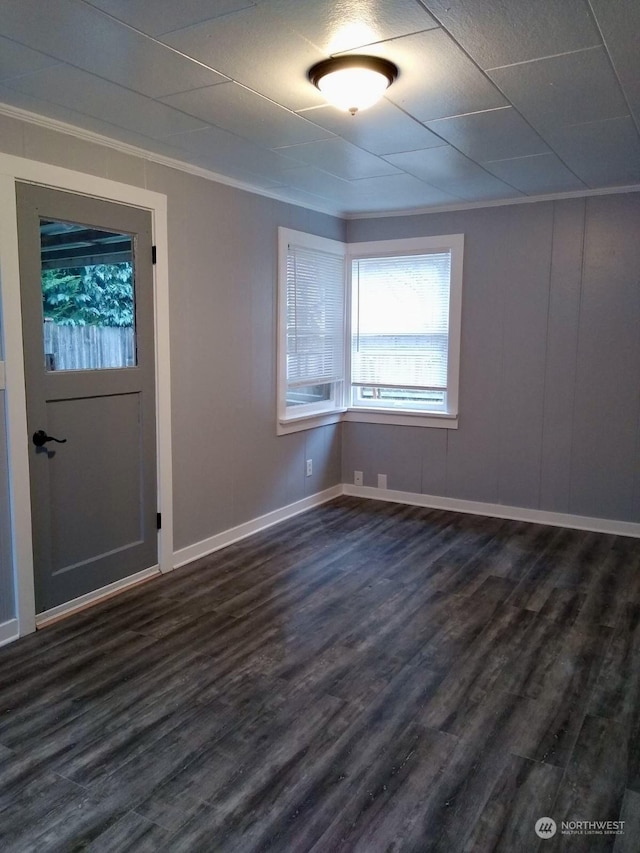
[377,473,387,489]
[306,458,313,477]
[354,470,363,486]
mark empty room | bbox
[0,0,639,850]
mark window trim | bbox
[277,227,347,435]
[346,234,464,428]
[277,229,463,434]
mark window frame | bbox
[277,229,463,434]
[345,234,464,429]
[277,227,347,436]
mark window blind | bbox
[351,252,451,390]
[286,243,345,388]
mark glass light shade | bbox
[316,66,392,114]
[309,56,398,115]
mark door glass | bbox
[40,219,137,371]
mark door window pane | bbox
[40,219,136,371]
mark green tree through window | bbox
[42,263,133,327]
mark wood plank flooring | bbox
[1,496,639,852]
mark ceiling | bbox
[0,0,639,216]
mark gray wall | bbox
[345,194,640,523]
[0,112,344,560]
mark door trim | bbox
[0,153,173,637]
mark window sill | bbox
[277,409,345,435]
[344,408,458,429]
[278,407,458,434]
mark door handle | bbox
[33,430,67,447]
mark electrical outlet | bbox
[377,473,387,489]
[354,470,363,486]
[306,458,313,477]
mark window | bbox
[277,229,463,434]
[277,229,346,431]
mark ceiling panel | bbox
[384,145,522,200]
[162,83,333,149]
[0,0,229,98]
[83,0,258,37]
[484,153,586,195]
[589,0,640,127]
[161,6,328,111]
[297,100,445,156]
[275,138,401,180]
[422,0,601,70]
[342,29,507,122]
[166,125,302,184]
[341,173,462,210]
[0,36,61,82]
[544,116,640,187]
[488,47,630,131]
[278,166,351,200]
[0,0,637,216]
[261,0,438,54]
[3,64,209,139]
[425,107,549,162]
[0,81,198,159]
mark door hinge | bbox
[156,512,162,530]
[152,245,157,265]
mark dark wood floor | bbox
[1,497,640,852]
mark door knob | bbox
[33,430,67,447]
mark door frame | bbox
[0,152,173,638]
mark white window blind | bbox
[351,252,452,390]
[286,243,345,388]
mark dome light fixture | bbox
[308,55,398,116]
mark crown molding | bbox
[1,100,638,223]
[0,101,338,218]
[345,182,640,219]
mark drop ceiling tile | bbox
[0,82,194,158]
[0,0,228,98]
[384,145,522,200]
[422,0,600,70]
[544,116,640,188]
[161,6,328,111]
[83,0,257,37]
[274,138,401,180]
[589,0,640,127]
[279,166,351,200]
[488,47,629,131]
[0,36,60,82]
[297,100,445,156]
[340,29,507,122]
[426,107,549,162]
[484,153,585,195]
[167,125,302,184]
[343,173,462,208]
[261,0,438,54]
[274,185,336,211]
[162,83,333,148]
[3,64,209,139]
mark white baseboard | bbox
[173,484,343,568]
[35,565,161,628]
[343,484,640,538]
[0,618,19,647]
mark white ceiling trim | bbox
[0,101,337,216]
[1,100,639,222]
[346,181,640,219]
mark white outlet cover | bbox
[378,474,387,489]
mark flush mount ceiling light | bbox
[308,55,398,115]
